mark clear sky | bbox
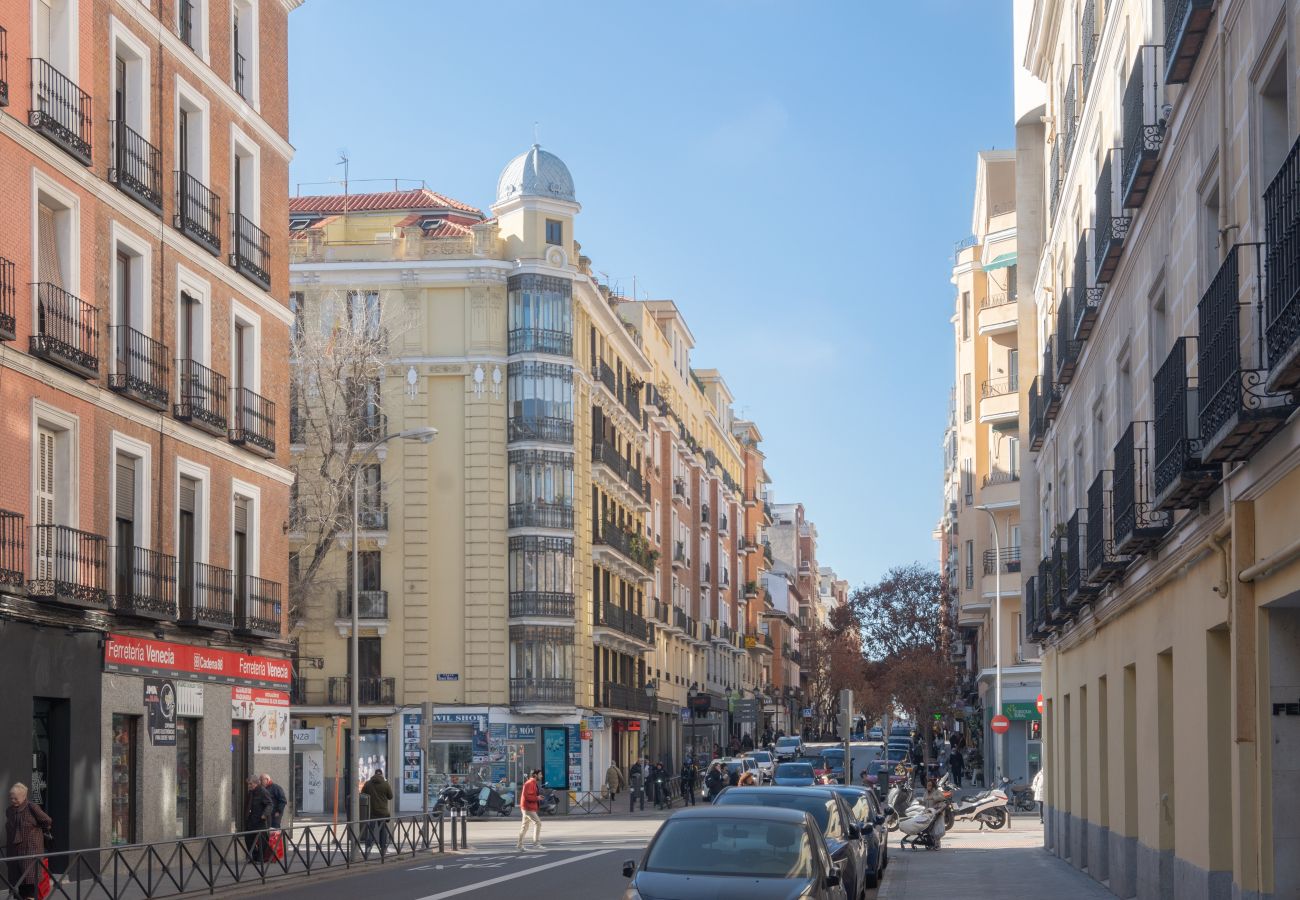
[287,1,1014,590]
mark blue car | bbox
[772,761,817,787]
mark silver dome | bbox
[496,144,576,203]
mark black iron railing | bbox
[179,561,234,628]
[673,606,689,632]
[1198,243,1294,463]
[31,283,98,378]
[1081,0,1100,96]
[508,591,574,618]
[110,120,162,213]
[1049,536,1068,619]
[981,375,1019,397]
[109,326,170,410]
[0,255,14,341]
[508,415,573,443]
[113,545,177,619]
[1095,149,1130,283]
[1037,556,1057,626]
[592,438,630,481]
[29,524,109,608]
[229,386,276,455]
[982,546,1022,575]
[1264,134,1300,392]
[510,678,573,705]
[594,520,653,572]
[982,469,1020,488]
[595,599,649,641]
[356,502,388,531]
[624,382,642,420]
[231,213,271,290]
[1062,64,1081,165]
[1113,421,1171,555]
[1050,142,1063,221]
[0,509,24,591]
[236,575,281,636]
[327,676,396,706]
[0,26,8,107]
[179,0,196,48]
[1164,0,1215,84]
[1028,378,1045,450]
[1086,470,1129,585]
[175,170,222,255]
[1072,229,1102,341]
[234,51,247,99]
[174,359,228,436]
[1065,510,1100,606]
[593,359,618,399]
[1055,290,1081,385]
[1024,576,1047,640]
[1041,344,1060,420]
[337,588,389,619]
[508,327,571,356]
[508,500,573,529]
[29,58,92,165]
[1153,336,1219,510]
[1121,45,1166,210]
[602,682,654,714]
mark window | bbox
[232,495,249,605]
[965,540,974,589]
[961,291,971,340]
[1008,349,1019,390]
[231,130,260,226]
[110,18,149,138]
[231,306,260,393]
[231,0,258,103]
[175,83,209,183]
[509,624,574,682]
[347,550,381,593]
[110,714,138,845]
[1199,185,1220,291]
[35,180,78,295]
[509,535,575,599]
[509,449,574,524]
[289,292,303,344]
[507,361,573,426]
[508,274,572,355]
[357,464,384,519]
[34,0,78,78]
[346,290,380,340]
[1259,56,1290,185]
[178,0,207,58]
[545,219,562,246]
[113,449,144,598]
[963,373,972,421]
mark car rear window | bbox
[643,818,815,879]
[714,791,842,839]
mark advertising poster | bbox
[566,723,582,792]
[542,727,568,789]
[143,678,176,746]
[401,712,423,797]
[232,687,290,753]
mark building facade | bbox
[0,0,298,848]
[1017,0,1300,896]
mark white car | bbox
[746,750,775,782]
[774,735,803,760]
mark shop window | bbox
[110,714,138,845]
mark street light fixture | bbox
[974,504,1004,782]
[350,426,437,832]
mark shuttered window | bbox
[38,202,64,288]
[36,429,57,526]
[233,498,248,534]
[179,477,196,513]
[115,457,136,522]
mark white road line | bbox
[412,848,615,900]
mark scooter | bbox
[537,787,560,816]
[897,799,946,850]
[1005,778,1037,812]
[474,781,515,817]
[885,779,913,831]
[942,773,1009,830]
[433,784,472,813]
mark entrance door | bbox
[231,720,250,828]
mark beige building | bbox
[1017,0,1300,896]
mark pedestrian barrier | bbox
[565,791,613,815]
[0,813,444,899]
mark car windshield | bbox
[831,789,872,822]
[642,818,816,879]
[749,751,772,763]
[775,763,815,779]
[715,791,842,838]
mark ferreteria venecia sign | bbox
[103,634,292,689]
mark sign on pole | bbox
[1036,694,1045,714]
[990,714,1011,734]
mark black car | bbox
[712,786,868,900]
[812,784,890,889]
[621,806,848,900]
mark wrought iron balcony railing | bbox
[109,120,162,214]
[174,359,228,436]
[594,520,653,573]
[0,27,8,108]
[1264,134,1300,393]
[1113,420,1171,556]
[508,327,572,356]
[508,500,573,529]
[29,58,92,165]
[593,359,618,398]
[179,561,234,629]
[29,524,109,609]
[1025,576,1051,642]
[30,283,98,378]
[510,677,573,706]
[601,683,655,714]
[982,469,1020,488]
[508,591,574,619]
[508,415,573,444]
[1072,229,1102,341]
[1153,336,1220,511]
[623,382,642,420]
[982,546,1022,575]
[1062,64,1081,165]
[1164,0,1215,84]
[1049,142,1063,221]
[113,545,177,619]
[1065,510,1101,607]
[981,376,1019,398]
[1036,556,1060,628]
[1095,149,1130,284]
[328,676,395,706]
[1049,536,1069,621]
[1121,45,1166,211]
[358,503,388,531]
[231,213,270,290]
[109,326,169,411]
[228,386,276,456]
[0,509,23,592]
[1055,291,1082,385]
[1086,470,1130,585]
[174,170,221,256]
[234,51,247,99]
[337,588,389,620]
[595,599,649,642]
[1197,243,1295,463]
[1028,378,1045,451]
[0,255,14,342]
[1081,0,1101,96]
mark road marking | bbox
[412,849,614,900]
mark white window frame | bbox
[109,221,153,338]
[31,170,81,297]
[108,15,151,134]
[176,264,212,367]
[230,0,260,109]
[229,125,262,226]
[174,76,211,185]
[230,300,262,392]
[230,478,261,577]
[31,0,80,80]
[175,457,211,565]
[109,430,153,547]
[31,400,79,529]
[177,0,210,63]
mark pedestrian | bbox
[604,762,624,801]
[741,733,753,751]
[679,761,696,806]
[5,783,52,899]
[260,774,287,828]
[628,760,645,812]
[704,763,725,801]
[1032,768,1045,823]
[649,763,664,809]
[516,769,544,851]
[948,746,965,788]
[243,777,272,862]
[361,769,393,854]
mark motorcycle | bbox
[1005,778,1037,812]
[897,799,946,850]
[941,773,1009,829]
[537,786,560,816]
[474,781,515,817]
[433,783,473,814]
[885,779,914,831]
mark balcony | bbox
[1198,244,1295,463]
[358,503,388,531]
[672,542,687,571]
[0,255,14,341]
[508,500,574,530]
[30,284,98,379]
[594,599,650,644]
[174,171,221,256]
[328,676,395,706]
[982,547,1022,576]
[1081,0,1101,95]
[231,213,271,291]
[28,58,92,165]
[1086,470,1130,585]
[1065,510,1101,607]
[749,631,774,654]
[592,439,647,508]
[1164,0,1215,84]
[178,561,234,629]
[508,327,572,356]
[28,524,109,610]
[1025,577,1051,641]
[593,359,618,400]
[508,591,574,619]
[1048,537,1069,623]
[108,326,170,411]
[623,382,642,420]
[1036,555,1063,629]
[600,683,654,715]
[508,415,573,444]
[174,359,228,437]
[1062,64,1081,165]
[979,376,1019,424]
[0,27,8,107]
[717,512,729,535]
[1054,293,1082,386]
[1265,135,1300,393]
[1113,421,1171,556]
[337,588,389,620]
[1153,337,1220,511]
[1050,142,1063,221]
[1028,379,1045,451]
[1072,230,1102,341]
[593,520,653,576]
[981,469,1020,489]
[1095,149,1130,283]
[112,546,177,619]
[1121,45,1166,211]
[109,120,162,214]
[700,503,711,530]
[510,678,574,707]
[228,386,276,456]
[0,510,23,594]
[977,292,1017,334]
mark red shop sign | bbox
[103,633,292,689]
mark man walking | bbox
[243,777,272,862]
[516,769,544,851]
[260,774,287,828]
[361,769,393,854]
[679,760,696,806]
[604,761,624,802]
[948,746,965,789]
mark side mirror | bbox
[874,814,886,827]
[846,823,861,840]
[884,806,895,816]
[825,864,841,888]
[621,860,636,878]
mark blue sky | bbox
[288,1,1014,589]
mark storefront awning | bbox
[982,252,1017,272]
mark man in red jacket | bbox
[516,769,545,851]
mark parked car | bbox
[746,749,775,782]
[621,806,849,900]
[813,784,890,889]
[712,787,868,900]
[774,735,803,759]
[772,761,818,787]
[867,726,884,741]
[817,745,885,785]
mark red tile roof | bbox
[392,214,474,237]
[289,187,482,216]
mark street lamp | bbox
[686,682,699,761]
[974,504,1004,782]
[350,426,437,831]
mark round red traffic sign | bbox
[1036,694,1044,714]
[991,714,1011,734]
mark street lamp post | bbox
[686,683,699,761]
[349,426,437,832]
[974,505,1004,782]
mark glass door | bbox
[110,715,137,845]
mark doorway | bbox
[231,719,251,828]
[31,699,69,856]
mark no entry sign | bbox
[990,714,1011,734]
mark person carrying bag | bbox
[5,783,53,900]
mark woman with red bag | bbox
[5,783,52,899]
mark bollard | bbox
[449,809,459,851]
[460,807,469,848]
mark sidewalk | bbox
[877,819,1111,899]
